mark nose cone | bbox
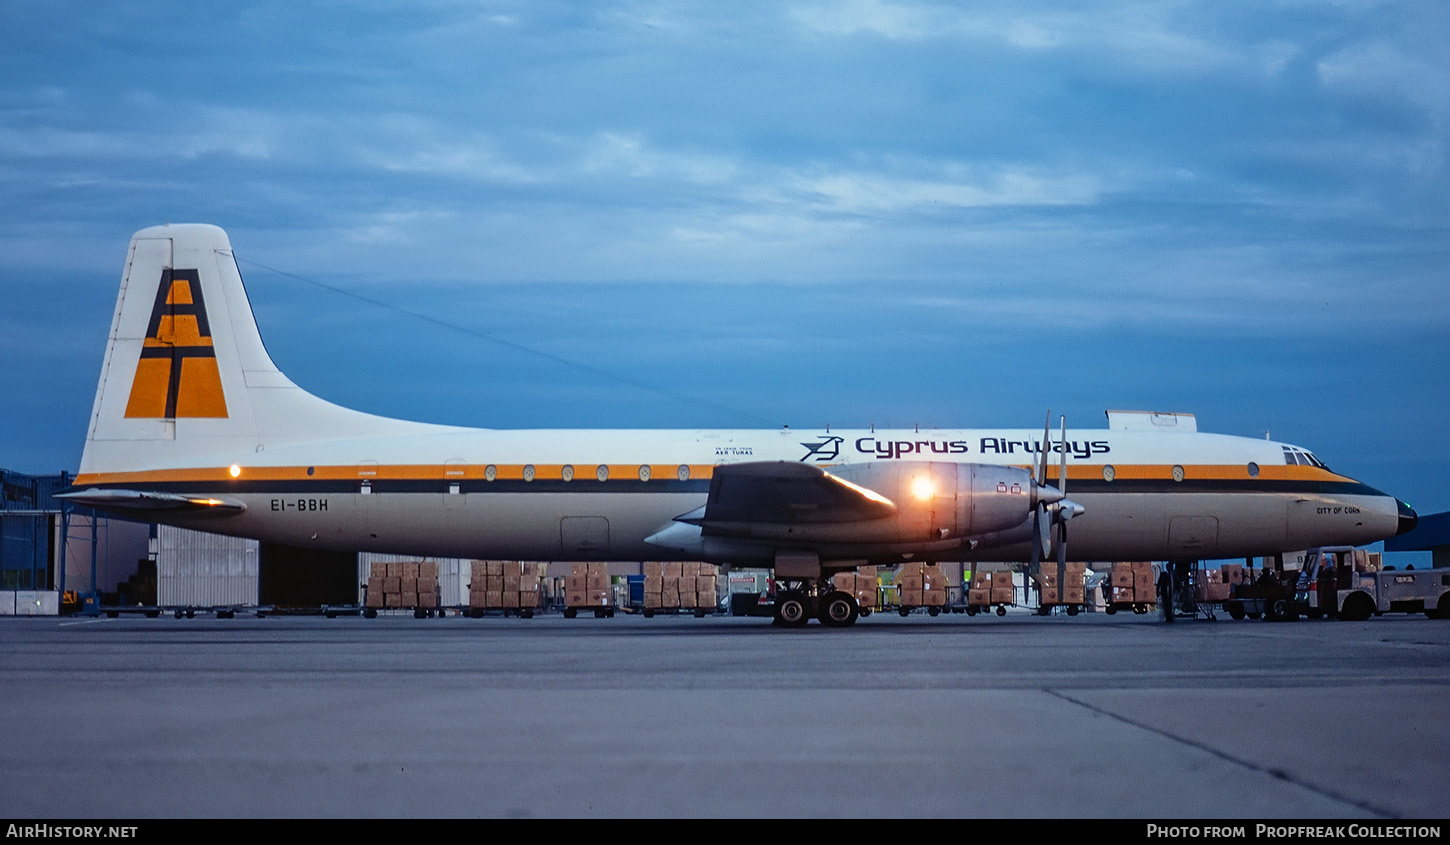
[1397,500,1418,536]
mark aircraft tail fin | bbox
[79,224,433,478]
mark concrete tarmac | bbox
[1,609,1447,819]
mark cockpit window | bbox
[1282,446,1328,469]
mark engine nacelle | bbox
[693,461,1040,549]
[827,461,1039,544]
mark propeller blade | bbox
[1056,415,1069,576]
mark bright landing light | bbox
[229,464,242,478]
[911,476,935,500]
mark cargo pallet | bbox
[359,605,448,619]
[1036,602,1084,616]
[965,602,1012,617]
[101,604,266,619]
[895,603,951,617]
[1103,601,1155,615]
[562,604,615,618]
[463,606,537,619]
[636,606,715,618]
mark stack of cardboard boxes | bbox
[830,566,879,611]
[1035,563,1086,607]
[1108,561,1156,605]
[366,560,440,610]
[641,562,719,611]
[1194,567,1234,603]
[968,570,1016,608]
[468,560,544,612]
[896,562,948,609]
[565,562,613,611]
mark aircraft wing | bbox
[683,462,897,528]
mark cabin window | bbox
[677,465,690,481]
[1102,465,1115,482]
[638,465,652,481]
[1247,462,1259,477]
[596,465,609,482]
[562,465,575,482]
[484,465,498,481]
[1171,465,1185,482]
[523,465,536,482]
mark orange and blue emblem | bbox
[123,269,228,418]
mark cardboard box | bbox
[969,588,990,606]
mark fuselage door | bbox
[560,516,611,556]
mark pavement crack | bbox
[1045,688,1396,819]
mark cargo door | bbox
[560,516,610,555]
[1168,516,1219,557]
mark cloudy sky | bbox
[2,2,1447,531]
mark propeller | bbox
[1029,413,1061,568]
[1052,415,1085,580]
[1028,414,1085,600]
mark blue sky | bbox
[2,2,1448,533]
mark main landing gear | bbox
[771,579,860,628]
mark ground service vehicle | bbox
[1296,546,1450,621]
[1225,569,1301,621]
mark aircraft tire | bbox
[775,591,810,628]
[819,591,858,627]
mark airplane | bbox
[62,224,1418,626]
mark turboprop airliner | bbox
[63,224,1417,625]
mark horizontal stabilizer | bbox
[57,488,246,517]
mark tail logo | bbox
[123,269,229,418]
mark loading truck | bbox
[1295,546,1450,621]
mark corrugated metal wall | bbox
[156,525,259,607]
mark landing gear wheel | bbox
[818,591,859,627]
[775,591,810,628]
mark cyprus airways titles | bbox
[64,225,1416,575]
